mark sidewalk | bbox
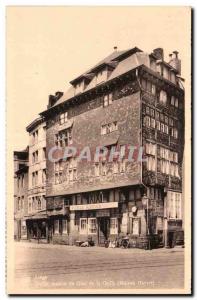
[15,239,184,255]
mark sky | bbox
[7,6,191,150]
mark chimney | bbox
[113,46,118,51]
[169,51,181,74]
[153,48,164,60]
[55,91,64,100]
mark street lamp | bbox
[142,195,151,250]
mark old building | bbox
[25,117,47,240]
[14,149,29,240]
[39,46,184,248]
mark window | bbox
[156,120,161,130]
[170,163,179,177]
[54,160,63,184]
[88,218,97,234]
[169,118,174,126]
[62,219,68,234]
[150,109,155,117]
[55,128,72,147]
[141,78,156,95]
[59,112,68,125]
[43,147,46,160]
[171,96,179,108]
[146,143,156,155]
[103,93,113,107]
[170,128,178,139]
[164,124,169,134]
[155,111,160,120]
[32,151,38,164]
[175,98,179,108]
[171,96,175,106]
[147,156,156,171]
[37,197,41,210]
[170,151,178,163]
[143,116,150,127]
[32,171,38,187]
[28,198,32,213]
[150,118,155,128]
[32,130,38,144]
[54,220,59,234]
[159,90,167,105]
[68,157,77,182]
[161,123,165,133]
[167,192,182,219]
[17,197,21,211]
[42,169,46,184]
[101,121,118,135]
[80,218,88,235]
[110,218,118,235]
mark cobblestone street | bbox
[14,241,184,292]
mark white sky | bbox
[7,6,191,150]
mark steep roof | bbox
[51,47,143,109]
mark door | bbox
[98,218,110,245]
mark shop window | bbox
[110,218,118,235]
[54,220,59,234]
[76,194,82,205]
[62,219,68,234]
[88,218,97,234]
[80,218,88,235]
[135,189,141,199]
[167,192,182,219]
[103,93,113,107]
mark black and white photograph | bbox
[6,6,192,294]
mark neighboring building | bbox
[40,46,185,248]
[14,149,29,240]
[25,117,47,240]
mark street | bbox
[14,241,184,292]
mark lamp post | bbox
[142,195,151,250]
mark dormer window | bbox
[59,112,68,125]
[95,68,107,85]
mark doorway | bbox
[98,218,110,245]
